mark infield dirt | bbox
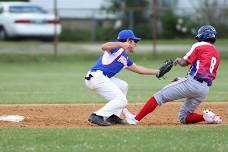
[0,102,227,128]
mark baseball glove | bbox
[156,59,174,78]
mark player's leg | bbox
[110,77,128,96]
[110,77,130,122]
[85,71,127,125]
[138,78,191,119]
[179,98,222,124]
[179,98,204,124]
[111,77,160,123]
[87,72,128,119]
[94,81,127,118]
[133,76,213,123]
[94,79,128,125]
[178,78,210,124]
[179,78,221,124]
[124,76,222,125]
[124,78,189,124]
[123,96,159,124]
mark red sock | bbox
[185,113,205,124]
[135,96,158,121]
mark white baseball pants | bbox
[85,70,128,117]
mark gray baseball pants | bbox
[154,75,209,124]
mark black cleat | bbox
[88,113,111,126]
[106,114,126,124]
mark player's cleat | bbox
[123,108,138,125]
[106,114,126,124]
[203,109,222,124]
[88,113,111,126]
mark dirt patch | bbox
[0,102,227,128]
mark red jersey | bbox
[184,41,220,86]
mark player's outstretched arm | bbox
[126,64,160,76]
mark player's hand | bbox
[174,58,182,66]
[171,77,182,82]
[121,42,134,51]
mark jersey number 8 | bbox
[210,57,216,73]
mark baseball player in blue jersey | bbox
[85,29,160,126]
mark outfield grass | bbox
[0,56,227,104]
[0,126,228,152]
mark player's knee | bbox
[154,92,171,105]
[124,81,128,89]
[121,81,128,93]
[118,96,128,107]
[178,111,188,124]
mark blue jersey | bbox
[91,48,134,78]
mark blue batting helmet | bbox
[195,25,216,43]
[117,29,141,42]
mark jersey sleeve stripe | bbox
[101,48,124,65]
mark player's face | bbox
[127,39,137,53]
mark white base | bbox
[0,115,25,122]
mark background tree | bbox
[106,0,182,39]
[106,0,150,39]
[192,0,228,38]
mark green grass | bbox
[0,61,91,104]
[0,126,228,152]
[0,54,228,104]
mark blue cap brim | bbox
[117,37,141,42]
[132,37,141,42]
